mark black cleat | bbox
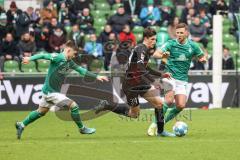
[94,100,112,114]
[15,122,24,140]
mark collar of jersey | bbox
[175,39,188,46]
[60,52,69,62]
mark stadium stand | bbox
[0,0,239,72]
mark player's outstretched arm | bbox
[74,66,109,82]
[22,52,54,64]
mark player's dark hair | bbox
[176,23,189,30]
[65,40,79,54]
[143,27,156,38]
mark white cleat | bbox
[147,122,158,136]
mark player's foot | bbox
[147,122,158,136]
[15,122,24,139]
[80,126,96,134]
[158,131,176,137]
[94,100,111,114]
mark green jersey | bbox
[30,52,97,94]
[160,39,204,82]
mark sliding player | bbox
[15,41,108,139]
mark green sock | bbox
[164,105,182,123]
[22,110,44,127]
[163,103,169,115]
[71,106,84,129]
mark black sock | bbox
[112,106,130,117]
[155,108,164,134]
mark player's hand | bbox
[97,76,109,82]
[22,57,30,64]
[161,51,170,64]
[199,56,207,63]
[162,51,170,59]
[162,72,172,79]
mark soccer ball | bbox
[173,121,188,137]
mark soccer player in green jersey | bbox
[147,23,207,136]
[15,41,108,139]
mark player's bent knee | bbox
[128,108,140,118]
[176,104,185,110]
[129,112,139,118]
[152,101,163,109]
[56,99,76,109]
[37,107,49,116]
[69,101,77,109]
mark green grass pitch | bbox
[0,109,240,160]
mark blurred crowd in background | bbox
[0,0,239,72]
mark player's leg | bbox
[51,93,95,134]
[66,100,96,134]
[163,90,175,115]
[161,77,176,115]
[15,106,49,139]
[142,86,165,134]
[164,80,187,123]
[144,86,175,137]
[94,83,141,118]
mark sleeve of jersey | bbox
[194,43,204,57]
[136,47,155,83]
[29,53,53,61]
[159,41,170,52]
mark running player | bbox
[96,27,174,136]
[15,40,108,139]
[148,23,207,136]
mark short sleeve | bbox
[159,40,171,52]
[193,43,204,57]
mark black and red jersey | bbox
[124,44,157,86]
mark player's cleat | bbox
[80,126,96,134]
[94,100,112,114]
[15,122,24,139]
[158,131,176,137]
[147,122,158,136]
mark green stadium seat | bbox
[136,33,143,42]
[133,26,144,34]
[3,60,20,72]
[150,26,160,32]
[95,26,104,36]
[232,50,238,55]
[223,18,232,27]
[223,26,229,33]
[95,2,110,10]
[223,34,236,43]
[84,34,91,42]
[37,59,50,72]
[94,18,107,27]
[91,10,109,18]
[21,61,38,72]
[229,42,238,50]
